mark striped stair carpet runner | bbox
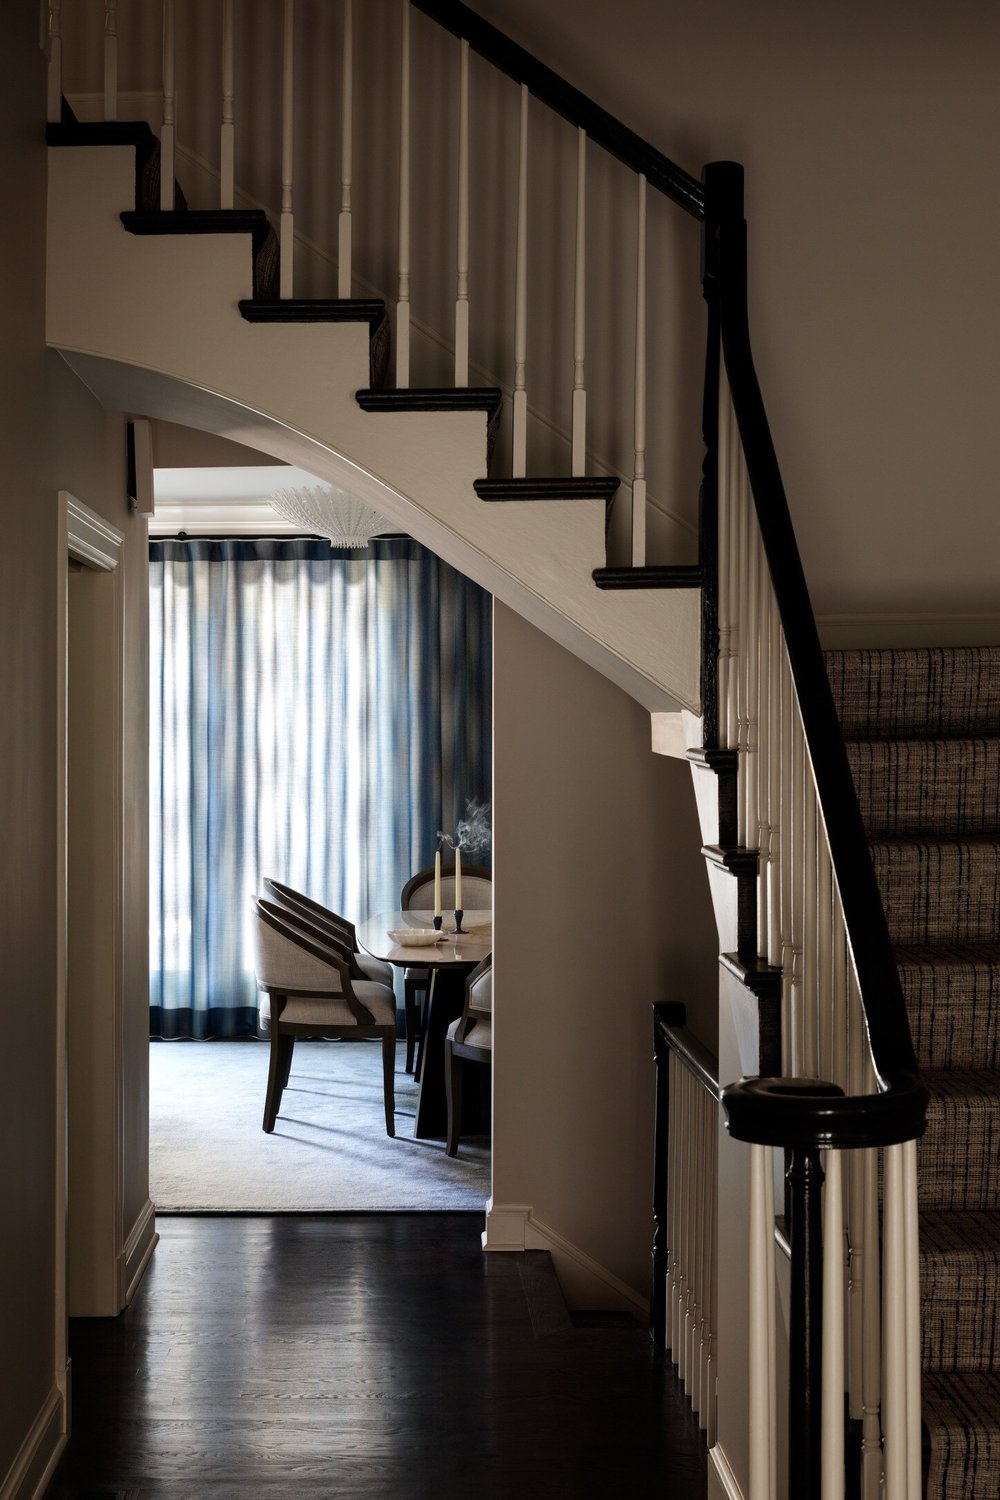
[827,646,1000,1500]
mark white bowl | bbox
[386,927,443,947]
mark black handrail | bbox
[702,160,928,1150]
[411,0,705,219]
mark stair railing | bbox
[702,160,928,1499]
[652,1003,719,1445]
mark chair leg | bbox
[263,1026,287,1133]
[279,1033,295,1089]
[381,1029,396,1137]
[445,1039,462,1157]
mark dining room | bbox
[147,428,496,1214]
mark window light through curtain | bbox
[149,538,492,1039]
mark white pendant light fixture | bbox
[268,483,390,548]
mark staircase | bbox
[829,647,1000,1500]
[43,3,1000,1496]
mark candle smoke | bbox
[438,799,491,854]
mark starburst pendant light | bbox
[268,484,389,548]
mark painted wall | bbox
[491,601,717,1303]
[0,11,150,1490]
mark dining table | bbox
[356,909,492,1140]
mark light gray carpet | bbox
[149,1040,490,1211]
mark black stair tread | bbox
[121,208,272,250]
[356,386,503,415]
[47,119,157,153]
[238,297,385,329]
[701,844,758,875]
[592,565,702,589]
[719,952,782,998]
[474,476,619,502]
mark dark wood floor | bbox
[46,1214,707,1499]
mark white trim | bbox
[0,1384,66,1500]
[57,490,128,1327]
[483,1201,649,1318]
[650,711,688,759]
[818,612,1000,649]
[120,1199,158,1306]
[708,1442,747,1500]
[150,497,311,536]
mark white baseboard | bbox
[121,1197,158,1307]
[708,1442,746,1500]
[0,1385,66,1500]
[817,612,1000,649]
[483,1199,649,1318]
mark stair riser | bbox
[918,1098,1000,1212]
[922,1267,1000,1372]
[901,958,1000,1070]
[827,647,1000,740]
[847,739,1000,838]
[871,842,1000,946]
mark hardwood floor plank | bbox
[46,1215,707,1500]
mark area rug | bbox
[149,1039,490,1211]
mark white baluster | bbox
[735,460,750,844]
[677,1068,691,1385]
[666,1052,679,1358]
[396,0,411,386]
[698,1089,711,1424]
[755,544,770,962]
[779,646,794,1069]
[454,38,470,386]
[904,1139,922,1497]
[822,1149,845,1499]
[47,0,63,125]
[803,776,818,1076]
[883,1143,909,1500]
[688,1077,703,1404]
[280,0,294,298]
[846,961,865,1423]
[862,1144,884,1500]
[817,845,833,1083]
[745,513,760,891]
[716,377,734,748]
[748,1142,775,1500]
[220,0,235,209]
[161,0,176,210]
[572,128,587,475]
[338,0,353,297]
[726,396,741,755]
[789,719,804,1072]
[631,173,647,566]
[104,1,118,121]
[707,1103,718,1445]
[767,592,782,964]
[512,84,528,477]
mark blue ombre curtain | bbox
[149,538,492,1039]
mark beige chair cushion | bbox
[447,1015,492,1051]
[357,953,394,985]
[259,980,395,1030]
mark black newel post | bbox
[787,1145,825,1496]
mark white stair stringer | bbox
[46,144,700,714]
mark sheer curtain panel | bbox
[149,538,492,1039]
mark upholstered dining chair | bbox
[444,956,493,1157]
[262,877,394,988]
[250,895,397,1136]
[399,862,492,1076]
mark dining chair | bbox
[399,862,492,1076]
[262,877,394,987]
[250,895,397,1136]
[444,956,493,1157]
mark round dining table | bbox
[356,909,492,1139]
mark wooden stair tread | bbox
[592,565,702,590]
[474,476,619,503]
[239,298,385,330]
[356,386,502,417]
[121,208,272,251]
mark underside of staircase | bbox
[45,116,702,719]
[828,646,1000,1500]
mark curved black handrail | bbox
[411,0,705,219]
[703,161,928,1150]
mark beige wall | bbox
[491,602,717,1301]
[0,12,150,1489]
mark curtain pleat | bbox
[149,538,492,1039]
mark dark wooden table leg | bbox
[414,969,464,1138]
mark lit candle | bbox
[455,845,463,910]
[434,850,442,917]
